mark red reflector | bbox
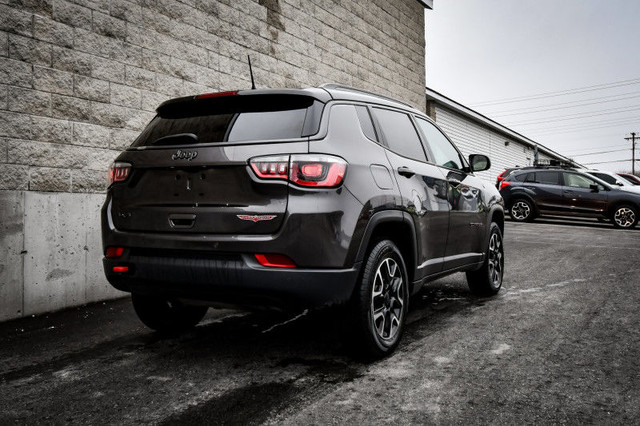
[112,266,129,273]
[195,91,239,99]
[105,247,124,258]
[499,181,511,190]
[255,254,296,268]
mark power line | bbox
[561,142,631,153]
[471,77,640,107]
[581,158,639,165]
[489,93,640,118]
[506,105,640,126]
[521,116,639,134]
[571,148,630,157]
[525,119,638,136]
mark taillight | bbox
[290,155,347,187]
[249,156,289,179]
[249,155,347,188]
[105,247,124,258]
[499,181,511,190]
[254,254,296,268]
[108,162,131,186]
[496,170,508,184]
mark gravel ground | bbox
[1,218,639,424]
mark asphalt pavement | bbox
[1,218,639,424]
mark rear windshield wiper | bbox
[152,133,199,146]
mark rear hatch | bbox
[109,91,326,234]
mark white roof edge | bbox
[416,0,433,9]
[425,87,579,166]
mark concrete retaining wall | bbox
[0,190,123,321]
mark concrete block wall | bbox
[0,0,427,320]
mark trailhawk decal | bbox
[236,215,277,223]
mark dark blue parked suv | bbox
[499,166,639,229]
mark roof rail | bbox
[319,83,415,109]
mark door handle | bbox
[397,166,415,178]
[563,190,573,194]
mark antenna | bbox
[248,55,256,90]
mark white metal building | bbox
[426,88,579,183]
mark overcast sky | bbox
[425,0,640,174]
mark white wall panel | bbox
[434,106,540,184]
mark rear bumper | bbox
[103,251,360,310]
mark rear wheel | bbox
[510,199,534,222]
[467,223,504,296]
[351,240,409,359]
[611,204,638,229]
[131,293,208,333]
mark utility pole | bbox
[625,132,638,175]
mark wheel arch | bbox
[354,211,418,284]
[607,200,640,217]
[489,206,505,236]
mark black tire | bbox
[466,223,504,296]
[509,198,534,222]
[611,204,638,229]
[351,240,409,359]
[131,293,208,333]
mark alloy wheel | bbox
[487,232,504,287]
[614,207,636,228]
[370,257,405,342]
[511,201,531,220]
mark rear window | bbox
[132,94,323,147]
[513,172,529,182]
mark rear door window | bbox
[536,171,560,185]
[371,108,427,162]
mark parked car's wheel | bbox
[611,204,638,229]
[510,199,534,222]
[352,240,409,359]
[131,293,208,332]
[466,223,504,296]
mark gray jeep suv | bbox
[102,84,505,358]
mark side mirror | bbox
[469,154,491,172]
[589,183,599,192]
[616,181,624,186]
